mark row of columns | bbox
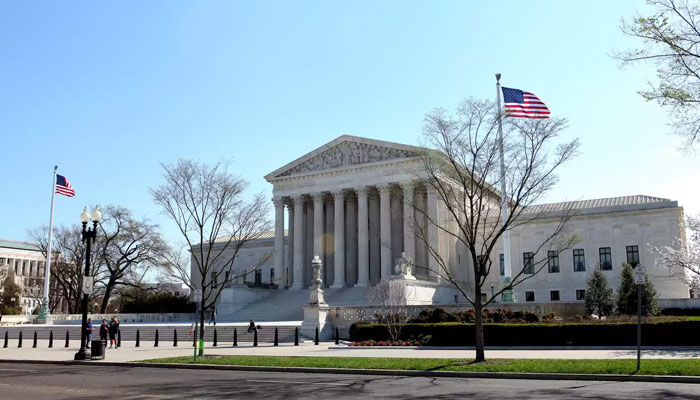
[272,183,440,289]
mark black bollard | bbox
[314,327,319,345]
[274,327,278,346]
[154,329,159,347]
[233,328,237,347]
[192,327,196,347]
[3,331,8,348]
[294,327,299,346]
[33,331,37,348]
[253,329,258,347]
[335,327,339,345]
[18,331,22,348]
[49,331,53,348]
[65,331,69,348]
[135,329,140,347]
[117,329,122,348]
[173,329,177,347]
[213,328,218,347]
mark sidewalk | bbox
[1,340,699,362]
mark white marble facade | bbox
[203,136,690,316]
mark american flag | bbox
[501,87,550,119]
[55,174,75,197]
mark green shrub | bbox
[349,321,700,346]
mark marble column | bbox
[331,189,346,288]
[285,201,294,287]
[402,183,415,264]
[273,197,285,287]
[345,194,358,286]
[312,192,325,260]
[355,187,369,286]
[378,184,393,280]
[292,195,305,289]
[427,186,440,280]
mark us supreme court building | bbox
[200,135,690,321]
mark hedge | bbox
[349,321,700,346]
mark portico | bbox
[265,136,439,289]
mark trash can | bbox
[90,340,106,360]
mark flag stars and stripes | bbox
[55,174,75,197]
[501,87,550,119]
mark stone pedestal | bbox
[501,277,515,303]
[300,255,334,340]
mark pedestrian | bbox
[209,308,217,326]
[99,319,108,342]
[85,318,93,349]
[247,319,257,334]
[108,316,120,349]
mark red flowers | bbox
[350,340,420,347]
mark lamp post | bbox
[74,207,101,361]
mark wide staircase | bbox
[220,286,371,322]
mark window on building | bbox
[480,293,487,303]
[499,254,504,276]
[548,251,560,273]
[626,245,640,267]
[573,249,585,272]
[0,258,5,264]
[525,291,535,302]
[576,289,586,300]
[523,252,534,274]
[211,271,217,288]
[242,269,247,283]
[550,290,560,301]
[255,269,262,285]
[224,271,230,284]
[458,254,461,264]
[599,247,612,270]
[270,268,275,282]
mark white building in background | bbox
[0,239,47,315]
[193,136,689,321]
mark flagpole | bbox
[37,165,58,323]
[495,73,514,302]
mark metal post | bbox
[254,329,258,347]
[637,284,642,371]
[294,327,299,346]
[233,328,237,347]
[65,330,69,348]
[3,331,7,348]
[154,329,159,347]
[18,331,22,348]
[274,327,278,346]
[314,327,319,345]
[173,329,178,347]
[74,220,97,360]
[48,331,53,348]
[335,327,339,345]
[33,331,37,348]
[135,329,140,347]
[117,329,121,348]
[213,328,218,347]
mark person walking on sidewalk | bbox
[108,316,120,349]
[99,319,108,342]
[85,318,93,349]
[209,308,217,326]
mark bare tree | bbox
[616,0,700,149]
[94,206,167,313]
[367,279,412,341]
[29,225,102,314]
[151,159,271,355]
[415,98,580,362]
[652,214,700,292]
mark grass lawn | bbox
[140,356,700,376]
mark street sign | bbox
[634,267,646,285]
[193,289,202,302]
[82,276,94,295]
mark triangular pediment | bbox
[265,135,422,180]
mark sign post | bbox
[634,266,646,371]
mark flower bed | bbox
[350,339,419,347]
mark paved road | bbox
[1,363,700,399]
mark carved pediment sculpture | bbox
[277,141,418,177]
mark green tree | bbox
[617,0,700,148]
[616,263,659,315]
[1,273,22,315]
[585,266,614,317]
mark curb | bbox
[2,358,700,384]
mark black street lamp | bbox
[74,207,101,361]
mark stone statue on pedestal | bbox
[392,252,415,280]
[309,255,326,305]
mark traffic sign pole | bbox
[634,266,645,372]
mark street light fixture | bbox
[74,207,101,361]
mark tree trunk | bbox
[100,279,116,313]
[474,285,485,362]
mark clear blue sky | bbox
[1,1,697,244]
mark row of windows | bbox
[210,268,274,288]
[525,289,587,302]
[498,245,640,275]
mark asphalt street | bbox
[1,362,700,399]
